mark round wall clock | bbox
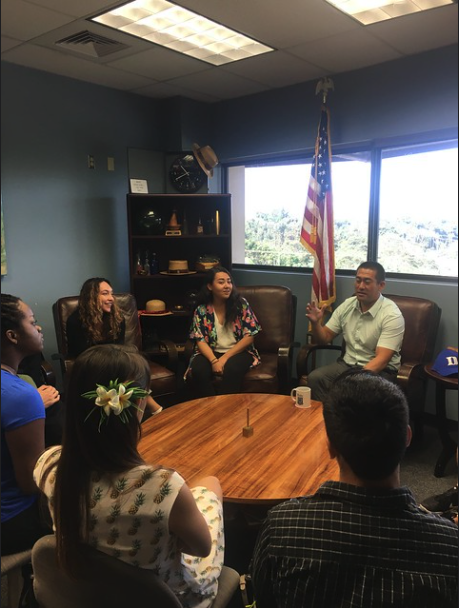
[169,153,206,193]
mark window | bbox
[227,138,458,278]
[378,143,458,277]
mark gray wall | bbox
[212,45,458,159]
[2,46,457,420]
[1,62,163,358]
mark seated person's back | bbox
[251,370,458,608]
[34,344,224,608]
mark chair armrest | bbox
[184,339,194,362]
[396,362,426,392]
[40,359,56,387]
[296,342,342,379]
[159,339,179,372]
[277,343,295,395]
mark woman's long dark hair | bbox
[41,344,150,575]
[78,277,123,344]
[196,266,242,326]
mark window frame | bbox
[222,128,458,283]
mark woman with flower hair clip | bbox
[34,344,225,607]
[66,277,163,416]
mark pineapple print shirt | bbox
[34,446,225,608]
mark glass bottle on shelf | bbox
[197,218,204,234]
[143,251,150,275]
[182,212,189,235]
[135,251,143,275]
[150,252,159,275]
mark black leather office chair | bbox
[32,535,240,608]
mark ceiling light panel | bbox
[325,0,455,24]
[90,0,274,65]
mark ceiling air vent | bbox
[55,30,129,58]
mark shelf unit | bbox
[127,193,232,348]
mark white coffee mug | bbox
[290,386,311,408]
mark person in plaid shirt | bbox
[251,370,458,608]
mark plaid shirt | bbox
[251,481,458,608]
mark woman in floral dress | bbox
[34,344,224,608]
[186,266,261,397]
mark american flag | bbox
[300,105,336,310]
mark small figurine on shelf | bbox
[135,251,144,275]
[166,209,182,236]
[143,251,150,275]
[168,209,180,227]
[150,252,159,275]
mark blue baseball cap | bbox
[432,347,458,377]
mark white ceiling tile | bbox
[1,43,158,90]
[220,50,325,88]
[1,0,75,41]
[107,46,210,81]
[289,29,403,73]
[132,81,220,103]
[369,5,458,54]
[1,36,23,53]
[22,0,123,19]
[167,68,270,100]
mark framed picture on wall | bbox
[1,196,6,276]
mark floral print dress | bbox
[34,446,225,608]
[185,298,261,378]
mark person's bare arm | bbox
[197,340,217,363]
[6,419,45,494]
[169,484,212,557]
[364,346,396,373]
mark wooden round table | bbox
[139,393,339,505]
[424,364,458,477]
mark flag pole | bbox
[300,78,336,323]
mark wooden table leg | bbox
[434,383,457,478]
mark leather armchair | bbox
[52,293,178,399]
[238,285,296,394]
[296,294,442,434]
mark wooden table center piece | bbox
[139,393,339,505]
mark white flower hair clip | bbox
[82,379,151,431]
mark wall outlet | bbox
[107,157,115,171]
[87,155,95,169]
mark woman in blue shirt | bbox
[1,294,54,554]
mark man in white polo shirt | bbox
[305,261,405,403]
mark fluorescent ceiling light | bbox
[325,0,455,25]
[90,0,274,65]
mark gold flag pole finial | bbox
[315,77,334,104]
